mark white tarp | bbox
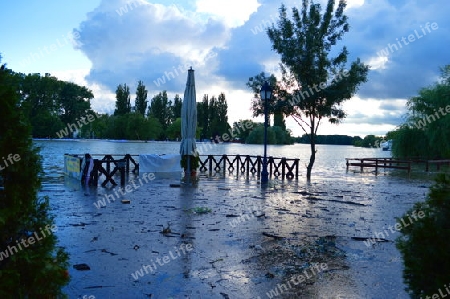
[139,154,182,173]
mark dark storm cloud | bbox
[343,0,449,99]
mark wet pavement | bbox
[41,170,434,299]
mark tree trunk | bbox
[306,126,316,181]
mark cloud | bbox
[343,0,449,99]
[346,113,403,126]
[72,0,449,137]
[195,0,260,28]
[74,0,231,93]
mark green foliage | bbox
[148,91,172,139]
[0,61,69,298]
[31,111,65,138]
[273,112,286,130]
[232,119,254,142]
[8,67,231,141]
[166,118,182,140]
[114,83,131,115]
[191,207,212,214]
[197,95,210,140]
[125,113,158,140]
[180,155,200,171]
[245,124,293,145]
[385,130,399,141]
[90,113,162,140]
[58,81,93,124]
[209,93,230,137]
[396,174,450,298]
[197,94,231,140]
[391,65,450,159]
[264,0,369,180]
[353,134,383,148]
[297,134,356,145]
[352,136,362,146]
[391,125,431,158]
[14,72,93,138]
[171,94,182,121]
[246,124,275,144]
[134,80,148,116]
[246,72,288,123]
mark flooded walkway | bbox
[42,171,433,298]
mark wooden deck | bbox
[346,157,450,174]
[346,158,411,173]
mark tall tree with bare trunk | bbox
[267,0,369,180]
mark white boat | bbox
[380,139,393,151]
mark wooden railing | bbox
[68,153,300,187]
[199,155,299,180]
[346,157,450,173]
[346,158,411,173]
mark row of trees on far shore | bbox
[295,134,385,147]
[5,68,391,146]
[92,82,231,141]
[3,66,295,143]
[2,68,235,141]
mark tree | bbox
[125,113,162,140]
[58,81,93,125]
[246,72,288,126]
[0,59,69,297]
[354,134,383,148]
[148,91,172,139]
[166,118,182,140]
[171,94,182,121]
[396,174,450,297]
[17,73,65,137]
[391,125,429,158]
[267,0,369,180]
[390,65,450,159]
[210,93,230,139]
[274,112,286,130]
[12,72,94,138]
[232,119,255,142]
[197,95,210,140]
[81,112,108,138]
[135,80,148,116]
[114,83,131,115]
[246,123,276,144]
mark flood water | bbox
[35,139,393,184]
[33,139,438,299]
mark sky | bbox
[0,0,448,138]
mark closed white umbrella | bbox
[180,67,197,177]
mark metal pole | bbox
[261,96,269,184]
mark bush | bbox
[0,61,69,298]
[396,173,450,298]
[180,155,200,171]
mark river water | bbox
[33,139,436,298]
[35,139,393,184]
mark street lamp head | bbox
[260,81,272,101]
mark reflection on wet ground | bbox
[41,170,434,298]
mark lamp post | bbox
[260,81,272,184]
